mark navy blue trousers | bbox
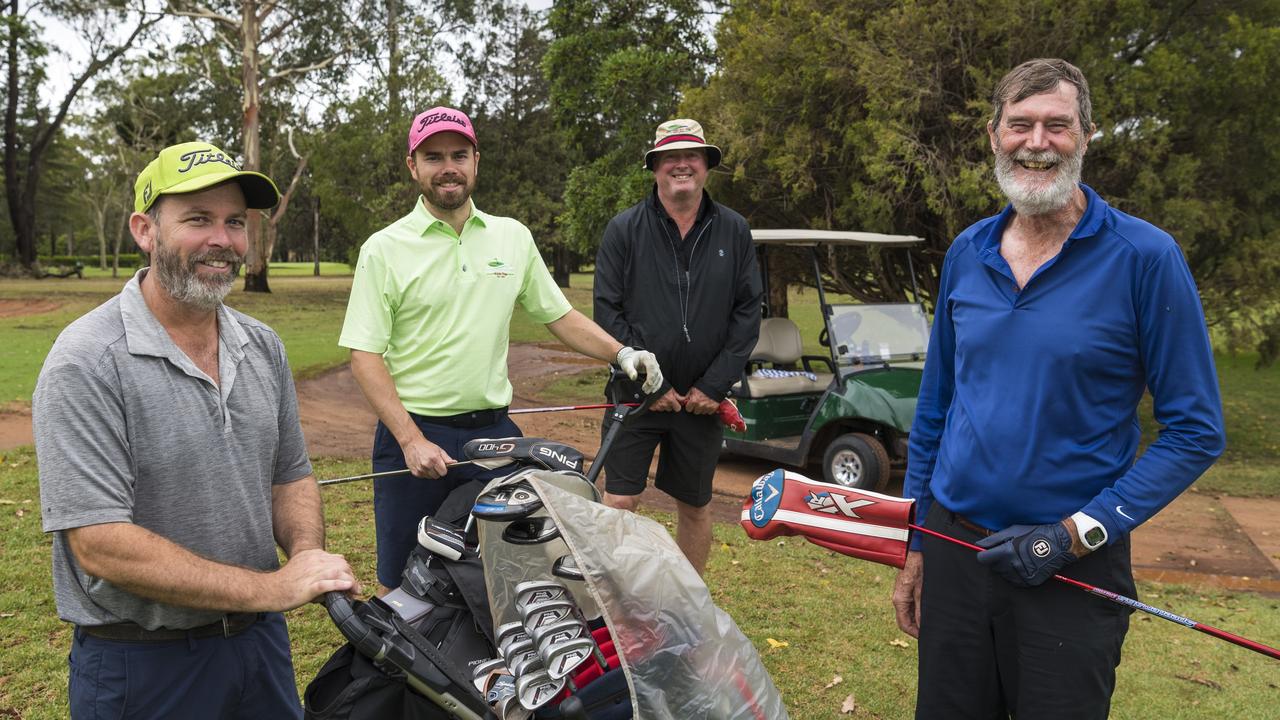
[69,613,299,719]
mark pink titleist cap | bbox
[407,106,477,155]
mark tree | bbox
[685,0,1280,361]
[167,0,361,292]
[544,0,713,256]
[3,0,156,269]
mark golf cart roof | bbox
[751,229,925,247]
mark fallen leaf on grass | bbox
[1175,674,1223,690]
[0,612,14,618]
[14,509,23,518]
[888,639,910,648]
[840,694,857,713]
[0,499,13,504]
[766,638,789,650]
[824,675,843,689]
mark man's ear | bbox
[987,120,999,154]
[405,153,417,180]
[129,211,157,254]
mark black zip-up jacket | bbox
[594,187,762,401]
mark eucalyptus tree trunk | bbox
[239,0,269,292]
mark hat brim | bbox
[153,170,281,211]
[645,142,722,170]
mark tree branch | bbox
[261,51,341,90]
[166,1,238,27]
[270,126,308,225]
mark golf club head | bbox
[502,515,561,545]
[416,515,465,561]
[472,657,506,685]
[516,669,564,711]
[531,617,589,650]
[543,637,597,680]
[485,673,516,705]
[463,437,585,474]
[510,651,546,679]
[498,693,533,720]
[521,599,579,633]
[472,480,544,521]
[514,580,569,613]
[501,637,535,668]
[551,554,584,582]
[497,626,531,660]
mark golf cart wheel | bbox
[822,433,890,491]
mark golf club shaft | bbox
[910,524,1280,661]
[509,403,639,415]
[318,461,480,487]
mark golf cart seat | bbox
[733,318,834,398]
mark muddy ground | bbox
[5,339,1278,594]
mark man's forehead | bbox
[1005,81,1078,114]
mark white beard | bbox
[994,144,1084,216]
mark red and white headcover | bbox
[740,469,915,568]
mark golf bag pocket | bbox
[305,644,454,720]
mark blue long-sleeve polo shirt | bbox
[904,184,1225,550]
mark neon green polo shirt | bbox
[339,198,572,415]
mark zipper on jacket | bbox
[662,217,713,344]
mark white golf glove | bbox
[616,346,664,395]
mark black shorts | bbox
[600,409,721,507]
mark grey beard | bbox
[994,146,1084,216]
[151,242,240,311]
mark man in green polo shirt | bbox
[340,106,663,593]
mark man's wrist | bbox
[1065,511,1108,555]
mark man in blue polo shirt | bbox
[892,59,1225,718]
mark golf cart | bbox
[723,229,929,492]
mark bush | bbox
[38,253,144,268]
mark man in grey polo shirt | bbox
[34,141,359,719]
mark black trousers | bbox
[916,502,1134,720]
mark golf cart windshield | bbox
[828,303,930,364]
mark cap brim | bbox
[159,171,281,210]
[644,142,722,170]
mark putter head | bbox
[502,515,561,545]
[473,481,544,521]
[531,616,588,650]
[516,668,564,711]
[514,580,569,613]
[416,516,465,561]
[551,554,584,582]
[463,437,585,474]
[522,599,579,633]
[543,637,597,680]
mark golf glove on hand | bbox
[975,522,1076,587]
[616,346,663,394]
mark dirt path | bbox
[5,341,1278,594]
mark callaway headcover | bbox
[740,469,914,568]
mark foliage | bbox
[685,0,1280,351]
[544,0,712,254]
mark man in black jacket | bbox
[594,119,762,574]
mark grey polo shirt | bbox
[34,269,313,629]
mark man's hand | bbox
[268,548,361,611]
[892,551,923,638]
[401,435,453,479]
[616,347,664,394]
[650,388,684,412]
[976,521,1077,587]
[683,387,719,415]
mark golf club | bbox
[485,673,515,705]
[498,693,532,720]
[473,482,545,521]
[542,637,598,680]
[511,652,546,679]
[317,457,514,487]
[496,624,531,660]
[472,657,505,684]
[521,599,579,633]
[501,515,561,545]
[514,580,570,613]
[529,616,587,648]
[508,403,638,415]
[912,523,1280,661]
[416,516,465,561]
[551,554,584,582]
[515,668,564,711]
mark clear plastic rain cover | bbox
[477,471,789,720]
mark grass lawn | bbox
[0,451,1276,718]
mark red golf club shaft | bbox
[910,524,1280,661]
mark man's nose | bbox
[1026,123,1051,150]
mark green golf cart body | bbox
[722,229,930,492]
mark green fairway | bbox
[0,451,1276,718]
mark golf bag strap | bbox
[388,611,486,706]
